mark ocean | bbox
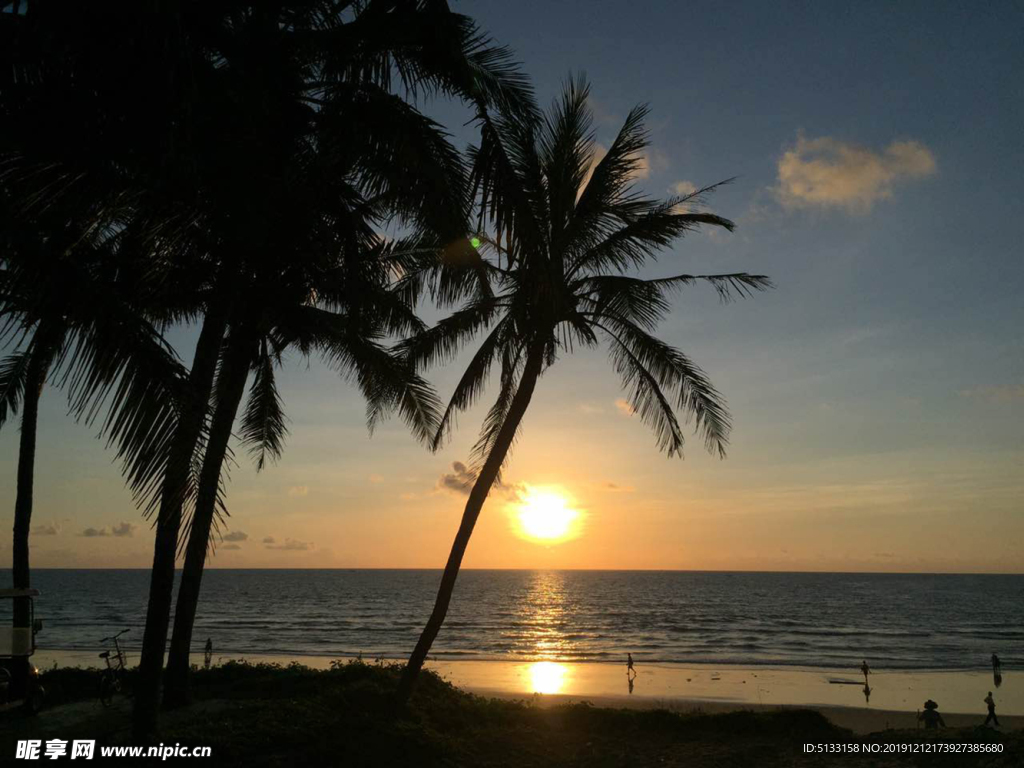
[11,570,1023,670]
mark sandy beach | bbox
[34,649,1020,735]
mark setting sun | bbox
[512,487,582,544]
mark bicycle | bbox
[98,629,130,707]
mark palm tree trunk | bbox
[397,343,546,703]
[12,346,49,631]
[162,332,251,709]
[132,309,229,739]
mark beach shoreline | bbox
[33,648,1021,733]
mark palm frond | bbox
[239,341,288,472]
[431,316,509,450]
[0,348,32,428]
[591,317,731,458]
[469,340,525,468]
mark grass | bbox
[3,661,1020,766]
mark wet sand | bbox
[35,649,1021,735]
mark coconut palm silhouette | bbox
[397,76,772,700]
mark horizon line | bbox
[18,567,1024,576]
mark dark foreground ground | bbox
[2,661,1019,766]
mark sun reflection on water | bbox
[516,572,576,694]
[528,661,569,694]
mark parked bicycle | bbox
[98,629,130,707]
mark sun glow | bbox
[528,661,568,694]
[512,487,582,544]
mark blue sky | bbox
[2,1,1021,572]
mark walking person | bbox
[991,653,1001,675]
[627,653,635,677]
[984,691,1000,727]
[204,638,214,671]
[860,660,870,681]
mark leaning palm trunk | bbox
[11,346,49,631]
[133,310,229,738]
[162,334,251,708]
[398,344,545,702]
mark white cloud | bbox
[671,180,697,196]
[580,143,654,199]
[632,153,651,180]
[670,180,699,213]
[775,135,936,212]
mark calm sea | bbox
[10,570,1023,670]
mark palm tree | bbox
[154,2,536,713]
[0,219,189,633]
[2,4,232,736]
[396,77,773,700]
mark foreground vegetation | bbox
[3,662,1018,767]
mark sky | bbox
[2,1,1022,573]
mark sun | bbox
[512,487,581,544]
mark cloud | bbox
[438,461,476,494]
[223,531,248,543]
[603,482,635,493]
[632,154,651,180]
[265,538,314,551]
[220,543,242,551]
[287,485,309,497]
[437,461,525,500]
[614,398,635,415]
[111,522,136,537]
[32,523,61,536]
[774,135,936,212]
[670,180,698,213]
[580,144,653,198]
[80,527,109,538]
[262,537,276,544]
[958,384,1024,404]
[671,180,697,196]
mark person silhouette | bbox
[984,691,1000,727]
[860,660,870,680]
[627,653,635,677]
[918,700,945,729]
[204,638,213,670]
[991,653,1001,674]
